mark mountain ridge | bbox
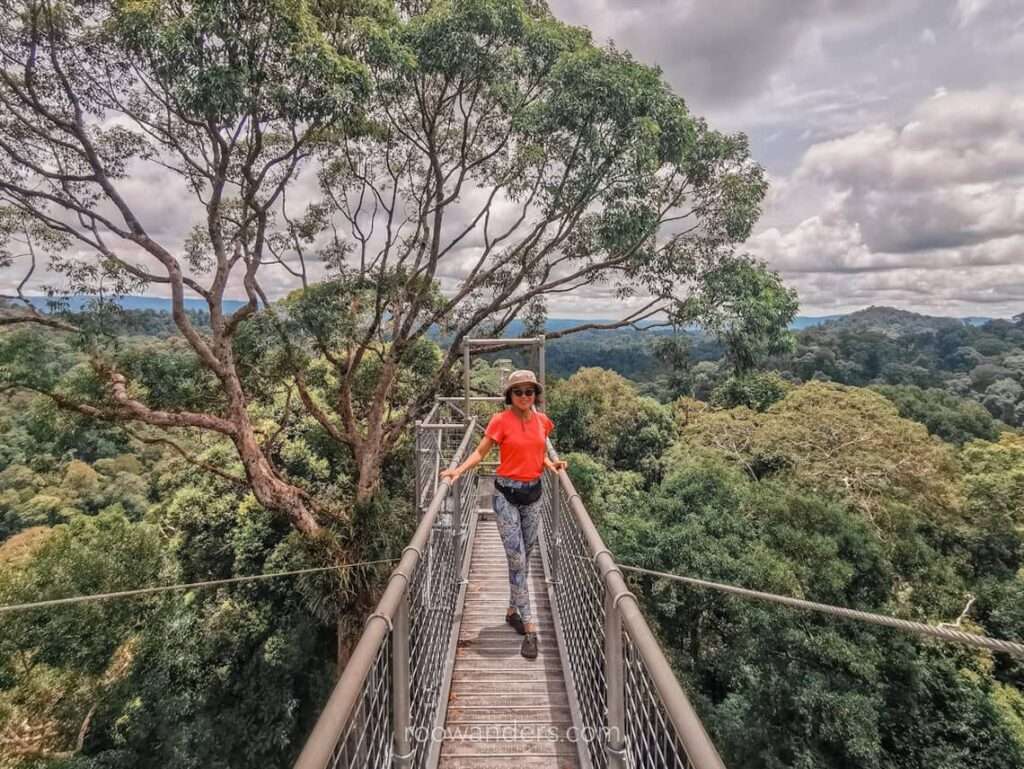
[19,296,997,331]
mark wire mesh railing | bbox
[295,418,478,769]
[298,399,726,769]
[414,401,485,516]
[540,443,726,769]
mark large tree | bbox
[0,0,376,533]
[0,0,783,529]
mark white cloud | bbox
[748,86,1024,317]
[954,0,994,28]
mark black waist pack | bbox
[495,479,543,507]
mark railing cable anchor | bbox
[392,746,417,766]
[366,611,393,633]
[611,589,635,612]
[605,742,629,760]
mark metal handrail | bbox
[544,441,726,769]
[295,419,478,769]
[296,412,723,769]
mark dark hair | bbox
[504,386,543,406]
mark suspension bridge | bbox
[290,338,1024,769]
[293,387,724,769]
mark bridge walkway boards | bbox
[437,508,580,769]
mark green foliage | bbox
[675,256,798,374]
[0,451,376,768]
[766,307,1024,428]
[235,275,444,422]
[0,512,162,675]
[601,451,1024,768]
[0,517,163,757]
[710,372,790,412]
[113,0,371,125]
[0,386,154,540]
[538,371,1023,768]
[547,368,675,482]
[873,384,1001,445]
[957,434,1024,579]
[682,382,962,529]
[114,338,224,413]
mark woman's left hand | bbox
[549,459,567,473]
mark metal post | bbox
[605,590,627,769]
[463,344,471,426]
[413,422,422,517]
[537,335,546,412]
[549,473,561,583]
[392,593,413,768]
[453,474,464,582]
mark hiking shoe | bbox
[506,611,526,636]
[521,632,538,659]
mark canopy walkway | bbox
[291,333,1024,769]
[294,402,723,769]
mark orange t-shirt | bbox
[485,409,554,482]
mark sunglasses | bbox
[510,388,537,397]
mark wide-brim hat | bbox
[503,369,542,395]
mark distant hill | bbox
[26,295,246,314]
[818,306,991,337]
[20,297,993,334]
[506,315,840,335]
[24,296,843,331]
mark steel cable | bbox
[0,558,400,614]
[613,561,1024,658]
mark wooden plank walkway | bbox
[438,507,581,769]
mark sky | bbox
[548,0,1024,318]
[2,0,1023,320]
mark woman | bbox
[441,370,566,659]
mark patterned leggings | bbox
[493,476,543,624]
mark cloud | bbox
[748,86,1024,316]
[955,0,994,28]
[791,88,1024,253]
[549,0,900,112]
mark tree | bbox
[0,0,781,529]
[960,434,1024,533]
[600,452,1024,769]
[275,0,777,501]
[0,512,162,760]
[0,0,383,534]
[675,256,797,374]
[982,378,1023,425]
[871,384,1001,446]
[971,364,1012,393]
[680,382,963,531]
[710,371,789,412]
[547,368,675,481]
[651,334,694,399]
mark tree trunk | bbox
[232,412,323,535]
[354,442,384,506]
[217,359,324,534]
[236,434,323,536]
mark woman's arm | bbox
[440,435,495,482]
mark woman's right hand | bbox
[440,468,460,484]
